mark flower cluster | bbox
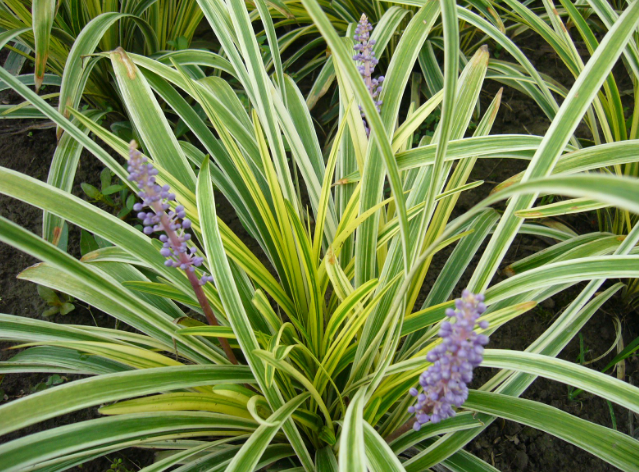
[408,290,489,430]
[128,141,213,285]
[353,14,384,135]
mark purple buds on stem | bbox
[128,141,213,285]
[408,290,489,431]
[128,141,236,364]
[353,14,384,136]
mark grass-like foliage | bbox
[0,0,203,114]
[0,0,639,470]
[491,0,639,305]
[244,0,506,124]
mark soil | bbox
[459,31,639,471]
[0,25,637,472]
[0,119,156,471]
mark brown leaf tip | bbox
[113,47,137,80]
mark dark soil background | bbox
[0,24,638,472]
[460,32,639,471]
[0,118,155,471]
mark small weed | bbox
[31,374,66,393]
[107,458,134,472]
[38,285,75,317]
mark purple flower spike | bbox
[353,14,384,136]
[408,290,489,431]
[128,141,213,284]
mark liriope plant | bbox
[0,0,639,470]
[488,0,639,305]
[244,0,506,118]
[0,0,207,249]
[0,0,203,115]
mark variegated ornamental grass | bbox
[0,0,638,470]
[245,0,507,116]
[493,0,639,306]
[0,0,509,123]
[0,0,208,245]
[0,0,202,115]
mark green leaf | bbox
[515,198,609,219]
[109,48,195,188]
[486,255,639,305]
[306,57,335,110]
[198,0,297,206]
[123,281,200,308]
[41,307,59,317]
[100,168,112,190]
[0,364,253,437]
[441,448,500,472]
[0,168,223,361]
[81,183,101,200]
[59,302,75,316]
[57,12,124,119]
[80,230,100,257]
[99,391,252,418]
[0,345,130,375]
[494,174,639,216]
[0,312,120,345]
[482,349,639,414]
[37,285,58,304]
[135,439,240,472]
[32,0,56,92]
[0,412,257,472]
[363,422,406,472]
[178,326,236,339]
[389,413,483,454]
[196,156,314,471]
[44,110,106,250]
[316,447,338,472]
[339,388,367,472]
[470,0,639,291]
[460,390,639,472]
[226,393,309,472]
[410,0,459,265]
[101,185,126,196]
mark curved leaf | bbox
[0,412,257,472]
[461,391,639,472]
[226,393,309,472]
[0,364,253,437]
[482,349,639,414]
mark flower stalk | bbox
[353,14,384,136]
[128,141,238,365]
[388,290,488,441]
